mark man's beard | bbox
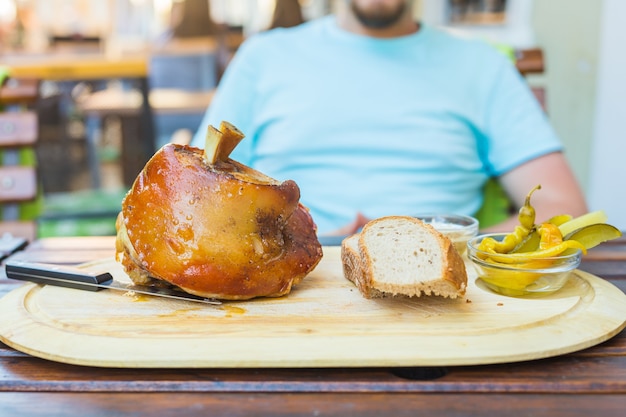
[349,1,408,29]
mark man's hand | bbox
[325,212,370,236]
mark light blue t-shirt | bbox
[191,17,562,235]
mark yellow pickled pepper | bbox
[479,185,541,254]
[483,240,587,264]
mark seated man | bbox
[191,0,587,236]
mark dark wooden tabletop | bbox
[1,235,625,417]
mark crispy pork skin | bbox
[116,138,322,300]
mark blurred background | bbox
[0,0,624,239]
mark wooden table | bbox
[76,87,214,184]
[3,52,156,188]
[0,236,625,416]
[3,52,148,80]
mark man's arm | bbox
[484,151,588,232]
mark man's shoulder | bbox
[422,25,512,70]
[425,26,496,51]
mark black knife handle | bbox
[0,234,28,260]
[4,261,113,292]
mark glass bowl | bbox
[467,233,582,297]
[417,214,479,255]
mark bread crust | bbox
[440,232,468,296]
[341,235,385,299]
[341,216,467,299]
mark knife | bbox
[0,234,28,261]
[4,260,221,305]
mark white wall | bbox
[532,1,601,197]
[588,0,626,230]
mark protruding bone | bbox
[204,121,245,165]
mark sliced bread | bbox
[341,233,385,298]
[341,216,467,299]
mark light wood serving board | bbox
[1,246,625,368]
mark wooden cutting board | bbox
[1,246,625,368]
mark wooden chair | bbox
[0,76,41,241]
[515,48,546,110]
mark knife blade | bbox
[4,260,221,305]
